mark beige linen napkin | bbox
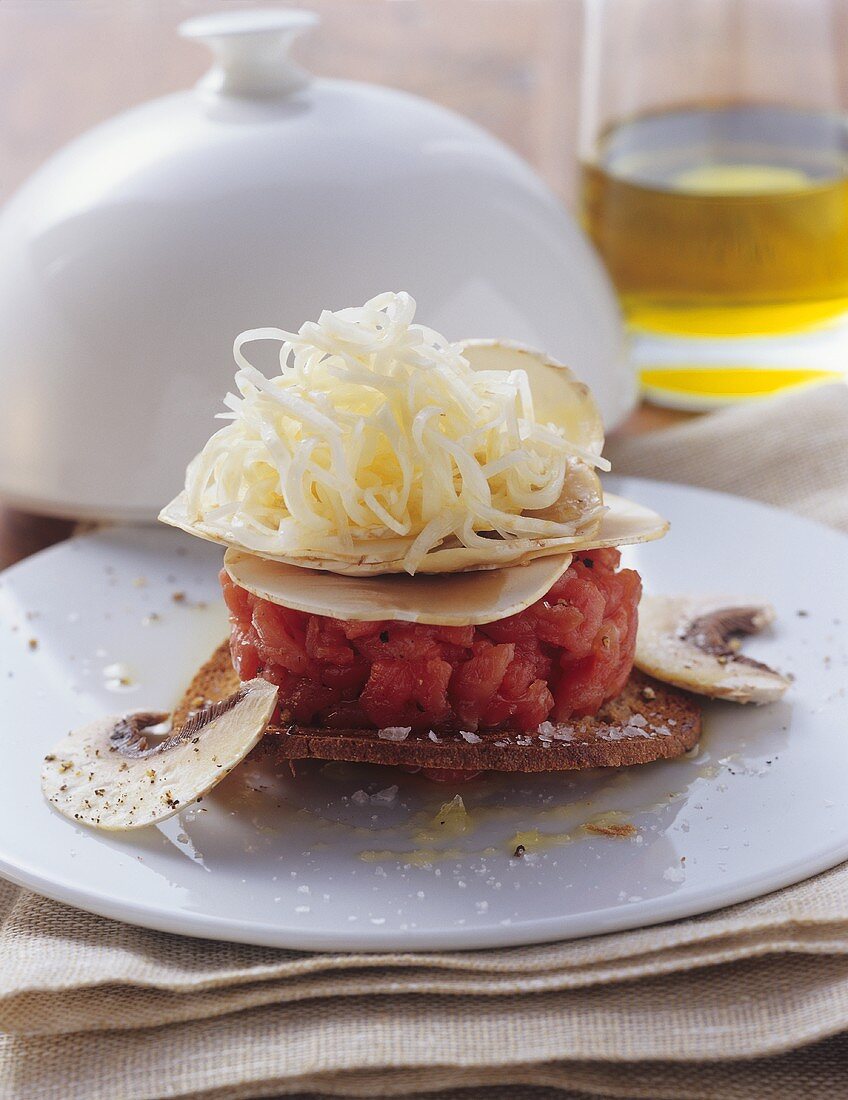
[2,382,848,1099]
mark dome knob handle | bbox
[179,8,318,98]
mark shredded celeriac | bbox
[183,292,608,573]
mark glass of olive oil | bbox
[578,0,848,408]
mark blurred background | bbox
[0,0,582,204]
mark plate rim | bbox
[1,477,846,951]
[1,833,848,952]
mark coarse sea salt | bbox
[377,726,412,741]
[102,661,133,685]
[536,721,576,742]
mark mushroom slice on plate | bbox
[224,550,574,626]
[635,595,791,704]
[41,677,278,830]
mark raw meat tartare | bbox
[223,547,641,734]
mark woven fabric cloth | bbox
[2,382,848,1099]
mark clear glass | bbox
[578,0,848,408]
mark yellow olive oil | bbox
[580,104,848,402]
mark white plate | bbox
[0,478,846,951]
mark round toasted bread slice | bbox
[175,642,701,772]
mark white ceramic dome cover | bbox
[0,9,629,520]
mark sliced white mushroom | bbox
[457,340,606,460]
[41,677,278,830]
[162,490,667,576]
[225,549,574,626]
[635,595,791,704]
